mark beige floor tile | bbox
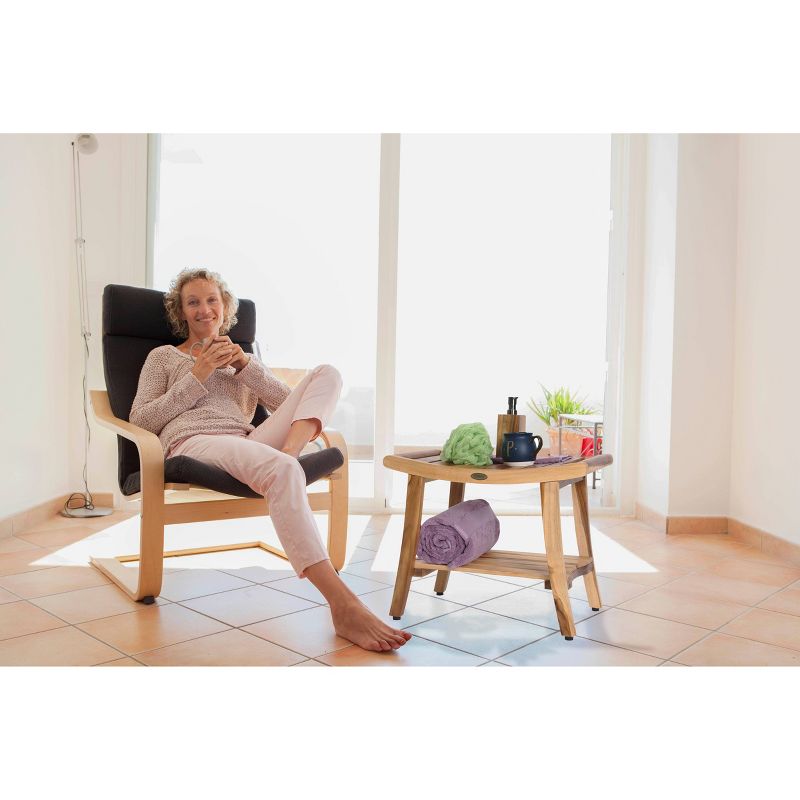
[604,522,669,546]
[660,661,687,667]
[704,558,800,589]
[30,584,168,624]
[589,516,629,532]
[77,603,229,655]
[719,607,800,652]
[574,607,708,660]
[355,587,465,628]
[344,547,376,565]
[727,548,794,568]
[597,562,689,588]
[758,583,800,617]
[0,537,41,554]
[0,565,111,599]
[0,625,122,666]
[569,575,651,606]
[157,569,254,602]
[632,542,728,572]
[293,659,329,666]
[355,532,384,552]
[180,584,317,627]
[243,605,352,658]
[15,525,101,548]
[405,606,553,659]
[478,573,544,588]
[0,547,67,577]
[619,585,750,630]
[480,660,511,666]
[267,572,388,604]
[497,633,662,666]
[410,571,521,606]
[339,560,397,585]
[0,586,19,604]
[0,600,68,640]
[673,632,800,666]
[665,534,754,558]
[664,571,777,607]
[137,628,305,666]
[97,657,144,666]
[317,635,486,666]
[164,548,296,584]
[476,586,601,629]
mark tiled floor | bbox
[1,509,800,666]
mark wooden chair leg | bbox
[429,481,466,595]
[326,461,349,572]
[572,477,602,610]
[540,481,577,639]
[390,475,425,619]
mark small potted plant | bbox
[527,385,599,457]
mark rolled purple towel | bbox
[416,499,500,569]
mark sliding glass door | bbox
[150,134,613,513]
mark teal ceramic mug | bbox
[502,432,544,463]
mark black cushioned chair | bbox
[89,284,349,603]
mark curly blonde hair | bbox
[164,268,239,339]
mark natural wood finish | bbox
[389,475,425,619]
[540,481,576,638]
[495,413,526,458]
[416,550,593,581]
[383,451,611,485]
[572,477,602,610]
[431,481,466,593]
[89,389,348,601]
[383,451,610,639]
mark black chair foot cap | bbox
[392,616,401,620]
[141,596,156,605]
[436,592,443,596]
[565,636,574,640]
[592,607,600,611]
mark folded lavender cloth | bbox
[416,499,500,568]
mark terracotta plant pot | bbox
[546,427,585,457]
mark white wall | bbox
[1,135,73,518]
[0,133,147,520]
[668,134,738,516]
[730,135,800,543]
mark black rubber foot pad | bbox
[592,607,600,611]
[141,596,156,605]
[436,592,443,596]
[392,616,401,620]
[565,636,574,640]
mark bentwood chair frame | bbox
[89,285,349,603]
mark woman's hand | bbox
[190,337,237,383]
[206,335,251,372]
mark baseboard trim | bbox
[0,493,115,538]
[728,518,800,567]
[634,503,667,534]
[634,504,800,567]
[666,516,728,536]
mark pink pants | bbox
[169,364,343,579]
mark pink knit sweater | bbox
[129,345,291,457]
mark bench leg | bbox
[572,477,602,610]
[390,475,425,619]
[429,480,466,595]
[541,481,576,639]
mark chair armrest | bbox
[317,427,348,460]
[89,390,165,473]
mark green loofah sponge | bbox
[441,422,494,467]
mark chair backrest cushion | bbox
[102,284,267,491]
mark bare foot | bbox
[331,600,413,652]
